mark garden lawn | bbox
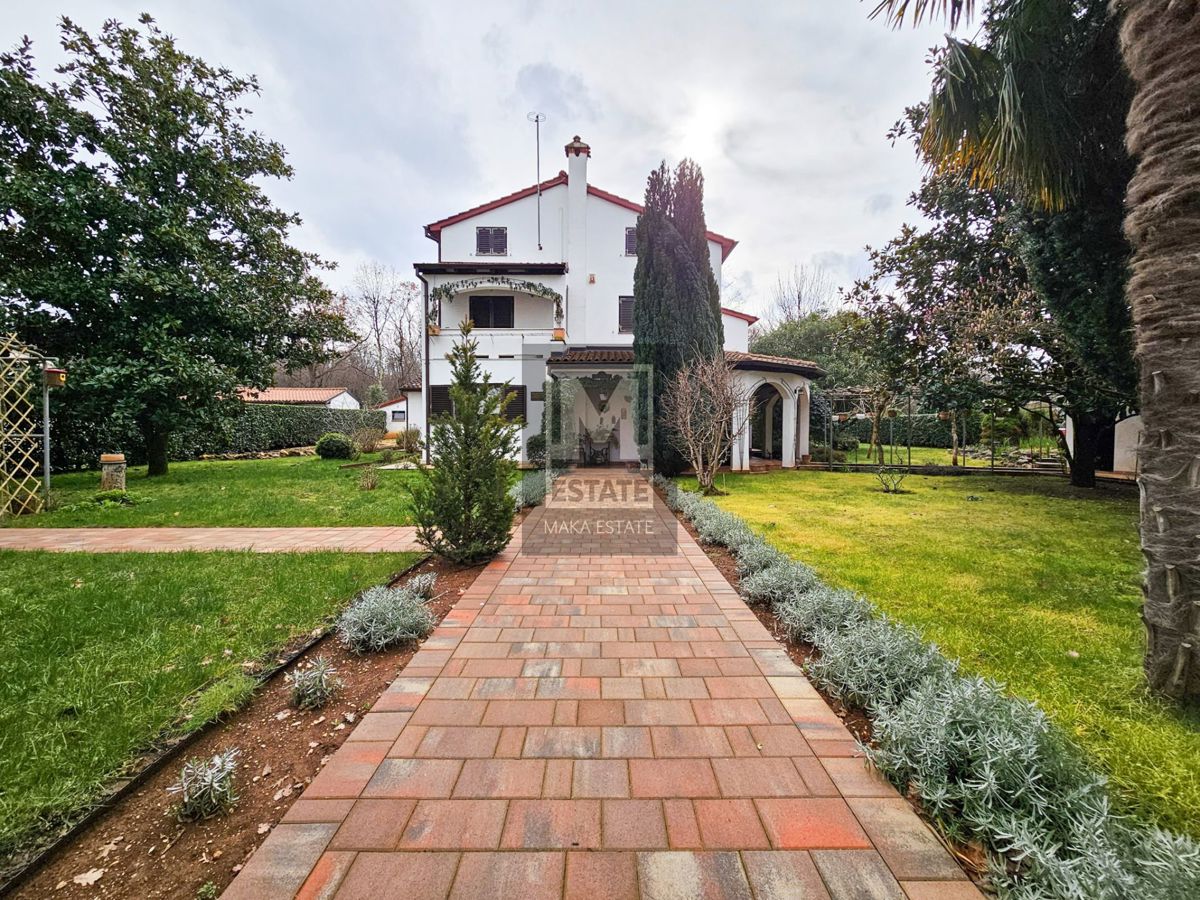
[690,470,1200,836]
[4,454,420,527]
[0,549,420,858]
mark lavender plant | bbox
[286,656,343,710]
[337,584,434,653]
[168,748,240,821]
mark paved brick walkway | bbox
[0,526,419,553]
[224,474,980,899]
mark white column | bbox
[732,400,751,470]
[781,389,797,468]
[764,394,779,459]
[798,384,811,462]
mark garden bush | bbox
[395,428,422,454]
[409,324,519,563]
[739,559,820,606]
[526,433,547,465]
[353,425,386,453]
[773,583,872,643]
[842,411,982,449]
[287,656,342,710]
[510,467,560,509]
[168,748,240,821]
[315,432,356,460]
[337,584,435,653]
[405,572,437,600]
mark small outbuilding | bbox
[237,387,360,410]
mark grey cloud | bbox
[864,193,893,214]
[514,63,599,123]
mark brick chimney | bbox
[565,136,590,338]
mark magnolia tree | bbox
[659,355,755,495]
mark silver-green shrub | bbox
[774,584,873,643]
[287,656,343,710]
[510,467,562,509]
[337,584,435,653]
[732,536,792,575]
[805,617,957,714]
[168,748,240,821]
[405,572,438,600]
[739,559,820,606]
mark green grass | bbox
[5,454,420,528]
[0,549,421,856]
[689,470,1200,836]
[839,444,990,467]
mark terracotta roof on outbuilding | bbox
[238,387,351,404]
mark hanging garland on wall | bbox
[428,278,564,325]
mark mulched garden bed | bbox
[8,555,483,900]
[662,488,988,882]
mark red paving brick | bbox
[223,473,976,897]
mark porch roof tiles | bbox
[545,348,826,380]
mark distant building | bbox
[238,387,360,410]
[375,390,421,429]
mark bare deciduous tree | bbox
[764,265,839,329]
[659,354,756,495]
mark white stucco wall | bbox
[328,391,360,410]
[1113,414,1142,473]
[722,314,750,353]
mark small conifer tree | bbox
[409,322,519,563]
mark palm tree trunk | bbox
[1117,0,1200,700]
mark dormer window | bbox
[624,227,637,256]
[476,226,508,256]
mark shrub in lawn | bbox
[774,583,873,643]
[405,572,437,600]
[526,433,547,465]
[353,426,386,454]
[358,465,380,491]
[739,559,820,606]
[395,427,422,454]
[337,584,435,653]
[287,656,343,710]
[378,448,397,464]
[408,323,520,563]
[92,488,149,508]
[315,432,356,460]
[168,748,240,821]
[805,617,957,714]
[875,465,908,494]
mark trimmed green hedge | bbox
[53,404,384,471]
[838,413,982,449]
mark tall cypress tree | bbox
[632,160,723,475]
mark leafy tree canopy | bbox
[0,16,351,475]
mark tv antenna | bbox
[527,111,546,250]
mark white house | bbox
[375,390,421,430]
[1064,413,1142,474]
[415,135,823,468]
[238,386,360,410]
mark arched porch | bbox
[729,368,813,471]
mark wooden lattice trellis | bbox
[1,333,45,518]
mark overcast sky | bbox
[3,1,944,317]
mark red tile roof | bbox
[374,390,421,409]
[423,174,738,261]
[721,307,759,324]
[238,387,352,404]
[544,348,824,378]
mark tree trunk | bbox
[1068,413,1101,488]
[1118,0,1200,700]
[145,428,170,477]
[950,410,959,467]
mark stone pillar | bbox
[100,453,126,491]
[799,386,811,463]
[781,390,797,468]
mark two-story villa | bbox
[413,136,822,469]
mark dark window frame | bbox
[476,226,508,256]
[468,295,515,329]
[624,226,637,256]
[390,409,406,422]
[618,295,635,334]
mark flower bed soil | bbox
[662,488,988,881]
[8,555,483,900]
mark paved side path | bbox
[224,474,980,899]
[0,526,420,553]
